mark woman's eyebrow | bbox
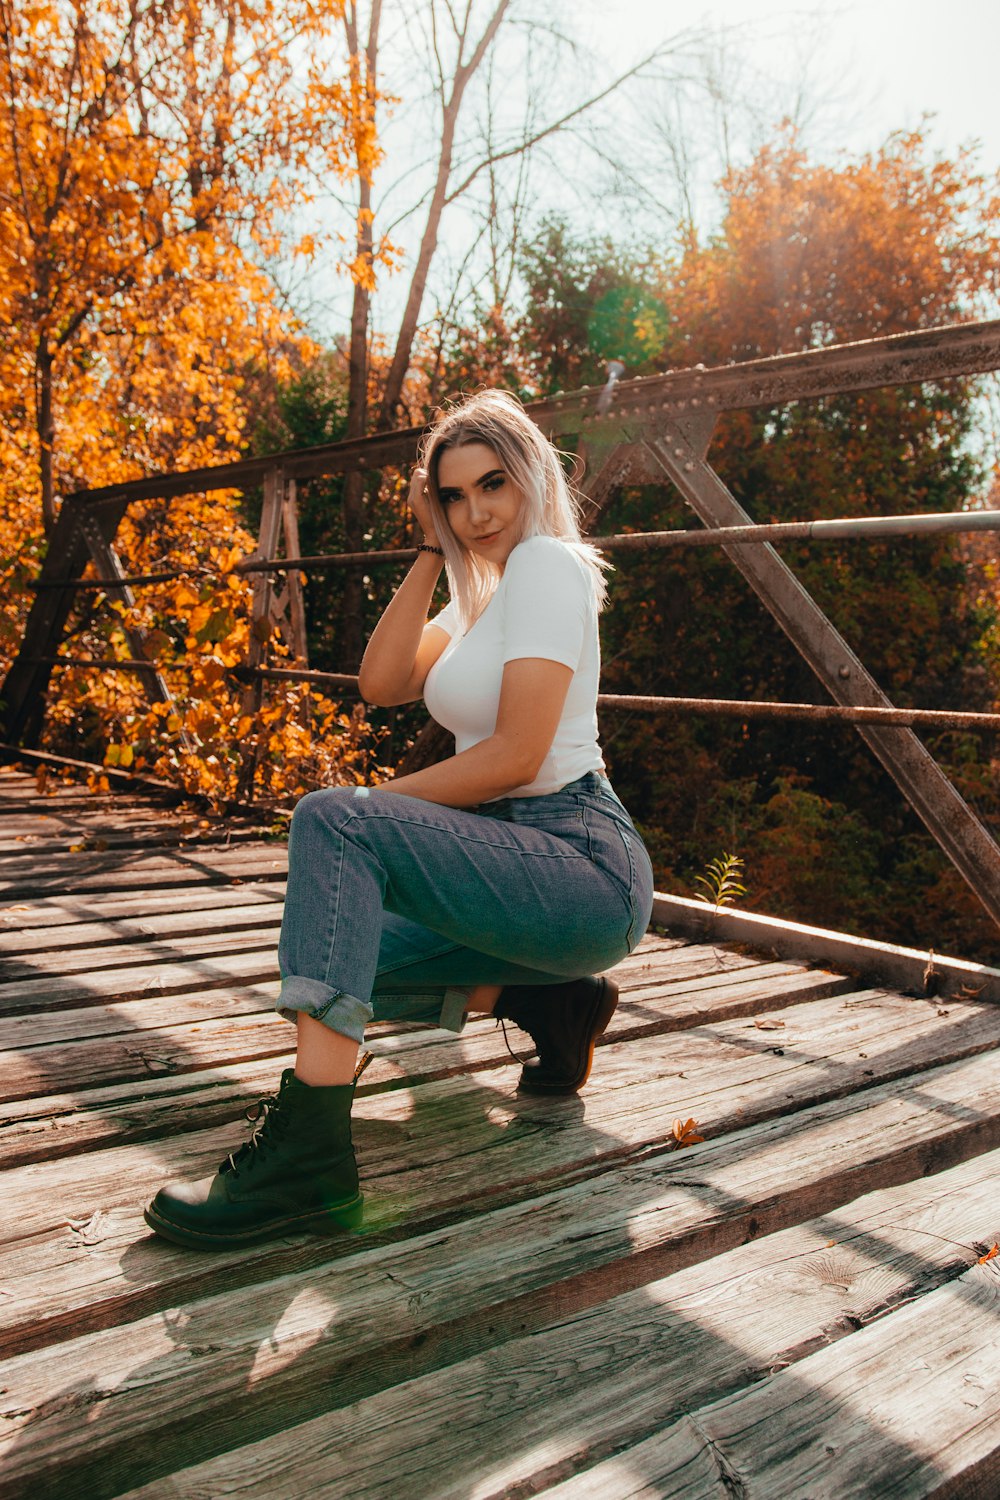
[438,469,505,498]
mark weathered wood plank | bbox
[0,883,287,935]
[0,826,276,859]
[0,967,850,1144]
[0,947,802,1049]
[0,922,287,980]
[0,932,748,1031]
[0,961,832,1106]
[3,998,1000,1355]
[0,902,286,959]
[618,1259,1000,1500]
[40,1140,999,1500]
[0,785,164,814]
[654,893,1000,1007]
[0,1007,290,1103]
[533,1421,726,1499]
[0,926,681,982]
[0,1052,299,1168]
[0,844,289,900]
[0,946,281,1015]
[0,981,280,1052]
[0,811,228,841]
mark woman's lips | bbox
[475,529,501,543]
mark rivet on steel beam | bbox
[684,462,695,472]
[838,665,851,679]
[691,398,701,407]
[674,447,684,458]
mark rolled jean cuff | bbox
[439,987,471,1034]
[277,976,373,1045]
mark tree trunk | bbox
[340,1,381,670]
[377,0,511,431]
[36,336,56,537]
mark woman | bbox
[144,390,654,1250]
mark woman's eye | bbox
[482,474,505,492]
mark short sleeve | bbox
[428,600,458,637]
[501,537,590,670]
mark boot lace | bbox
[223,1089,290,1175]
[496,1016,534,1066]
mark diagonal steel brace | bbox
[641,413,1000,930]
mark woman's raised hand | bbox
[408,467,439,547]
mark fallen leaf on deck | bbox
[978,1243,999,1264]
[754,1018,786,1031]
[670,1117,705,1149]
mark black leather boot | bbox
[143,1069,363,1249]
[493,976,619,1094]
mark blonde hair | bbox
[421,389,611,631]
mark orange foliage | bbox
[0,0,389,800]
[664,127,1000,363]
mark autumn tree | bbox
[0,0,390,802]
[315,0,676,666]
[585,130,1000,956]
[0,0,375,537]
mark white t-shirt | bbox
[423,534,605,798]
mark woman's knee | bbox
[291,784,365,837]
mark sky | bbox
[585,0,999,168]
[306,0,1000,345]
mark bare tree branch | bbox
[443,41,679,208]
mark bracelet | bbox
[416,542,444,557]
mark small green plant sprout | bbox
[694,851,747,909]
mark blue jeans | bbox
[276,771,655,1044]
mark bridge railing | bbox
[4,319,1000,927]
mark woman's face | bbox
[436,441,524,568]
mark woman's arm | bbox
[358,469,450,706]
[358,552,450,706]
[380,657,574,806]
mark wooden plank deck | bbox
[2,761,1000,1499]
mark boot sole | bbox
[142,1193,365,1251]
[518,977,619,1095]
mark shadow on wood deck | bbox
[2,763,1000,1499]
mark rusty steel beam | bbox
[596,510,1000,552]
[556,317,1000,436]
[229,666,361,690]
[33,655,1000,732]
[22,508,1000,591]
[598,694,1000,732]
[645,414,1000,930]
[56,318,1000,509]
